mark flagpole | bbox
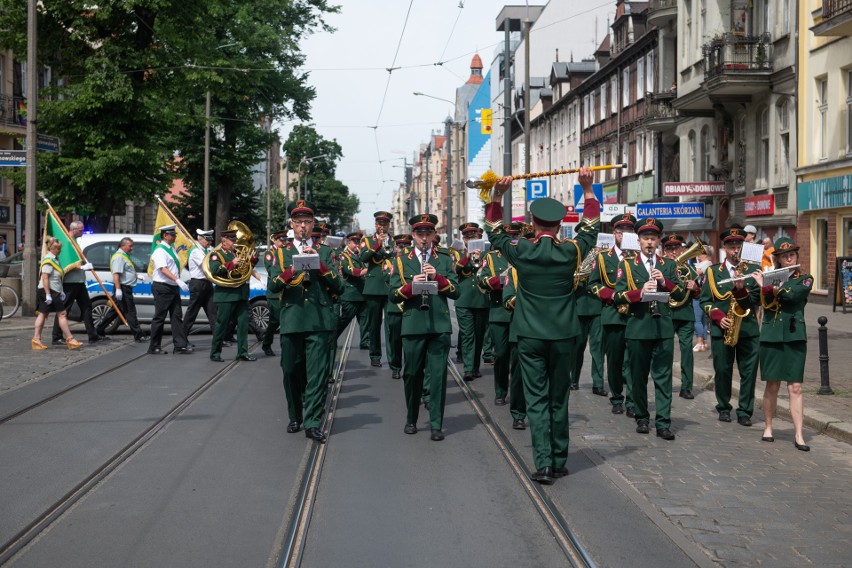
[156,195,199,247]
[42,198,128,326]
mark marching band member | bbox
[388,214,459,441]
[488,168,599,485]
[148,224,192,355]
[261,230,289,357]
[383,234,412,380]
[615,218,687,440]
[184,229,217,337]
[337,232,368,345]
[455,222,490,381]
[501,263,528,430]
[572,224,606,396]
[700,228,761,427]
[360,211,394,367]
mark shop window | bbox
[843,218,852,258]
[815,218,829,290]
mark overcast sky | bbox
[283,0,608,229]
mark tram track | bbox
[0,341,262,566]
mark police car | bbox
[71,233,270,335]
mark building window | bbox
[584,94,589,129]
[843,218,852,257]
[777,99,790,185]
[684,0,692,66]
[701,125,711,179]
[646,134,653,172]
[646,52,654,94]
[637,132,645,172]
[757,107,770,188]
[611,76,618,114]
[779,0,789,34]
[818,77,828,160]
[815,218,829,290]
[622,67,630,108]
[621,141,628,174]
[847,70,852,155]
[688,130,696,180]
[590,91,596,125]
[637,58,645,100]
[600,82,607,120]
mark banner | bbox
[744,194,775,216]
[42,209,84,272]
[148,200,195,276]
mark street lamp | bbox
[300,153,329,202]
[413,91,455,106]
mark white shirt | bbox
[151,243,179,286]
[640,251,657,273]
[294,238,314,254]
[415,247,433,270]
[725,260,739,280]
[188,245,210,280]
[613,244,624,262]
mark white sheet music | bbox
[621,232,641,251]
[740,242,764,265]
[596,233,615,249]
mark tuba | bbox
[668,239,707,308]
[202,220,255,287]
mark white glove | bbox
[59,292,66,302]
[80,262,93,271]
[44,294,53,305]
[176,279,190,292]
[115,289,123,301]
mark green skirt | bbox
[759,341,806,383]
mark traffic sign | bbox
[526,179,548,201]
[602,203,627,222]
[36,134,61,153]
[573,183,604,213]
[0,150,27,167]
[563,205,579,223]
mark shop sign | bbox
[744,194,775,216]
[663,181,727,196]
[635,202,705,218]
[797,174,852,212]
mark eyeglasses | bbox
[292,219,313,225]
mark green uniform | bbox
[485,203,599,471]
[589,248,633,409]
[209,248,251,359]
[669,263,700,392]
[479,249,512,400]
[700,262,761,419]
[615,254,687,431]
[455,252,490,375]
[384,258,404,374]
[262,247,281,349]
[572,276,604,390]
[758,272,813,382]
[336,248,368,344]
[388,247,460,430]
[268,242,344,428]
[360,234,392,364]
[502,267,527,422]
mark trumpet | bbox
[466,163,628,201]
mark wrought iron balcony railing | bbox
[648,0,678,11]
[702,33,773,78]
[0,95,27,127]
[823,0,852,20]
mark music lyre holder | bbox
[294,253,320,272]
[412,281,438,295]
[641,291,671,303]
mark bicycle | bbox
[0,264,21,319]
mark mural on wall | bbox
[467,71,492,223]
[731,0,749,35]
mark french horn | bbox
[202,220,255,287]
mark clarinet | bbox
[420,251,431,312]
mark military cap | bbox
[506,222,524,235]
[271,229,289,240]
[374,211,393,222]
[158,224,177,236]
[319,222,332,235]
[720,227,746,244]
[220,229,238,240]
[459,222,480,234]
[612,213,637,230]
[772,236,800,255]
[433,234,442,245]
[346,231,363,240]
[409,213,438,230]
[394,234,412,245]
[634,217,664,235]
[661,233,685,248]
[196,228,214,240]
[310,226,323,238]
[530,197,566,225]
[288,199,315,217]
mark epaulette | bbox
[436,246,453,257]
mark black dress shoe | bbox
[679,390,694,399]
[423,400,431,411]
[719,411,732,422]
[463,371,474,381]
[148,348,166,355]
[611,404,624,415]
[404,424,417,435]
[656,428,676,440]
[236,354,257,361]
[454,355,463,364]
[360,345,369,350]
[512,419,526,430]
[552,467,569,478]
[222,341,233,348]
[391,371,401,380]
[287,421,301,433]
[494,396,507,406]
[761,436,774,442]
[472,370,482,378]
[174,346,194,354]
[626,408,636,418]
[530,467,554,485]
[482,355,495,364]
[794,441,810,452]
[636,420,650,434]
[430,429,444,441]
[210,355,224,362]
[52,338,65,346]
[737,415,752,427]
[262,345,275,356]
[592,387,609,396]
[89,335,105,344]
[305,428,326,443]
[370,360,382,368]
[135,334,151,342]
[569,383,580,391]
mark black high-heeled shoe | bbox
[794,441,810,452]
[761,436,774,442]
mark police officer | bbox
[361,211,394,367]
[148,224,192,355]
[95,237,149,341]
[455,222,490,381]
[184,229,217,337]
[700,228,761,426]
[383,234,412,380]
[268,200,344,442]
[208,228,258,362]
[261,230,289,356]
[615,218,687,440]
[488,169,600,484]
[661,233,701,399]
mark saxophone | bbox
[722,261,751,347]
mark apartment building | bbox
[0,51,29,249]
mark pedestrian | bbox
[488,168,600,484]
[700,228,761,426]
[743,224,757,243]
[0,233,8,260]
[51,221,100,344]
[94,237,149,341]
[692,259,712,352]
[615,219,688,441]
[761,237,775,271]
[148,224,193,355]
[183,229,217,337]
[360,211,394,367]
[261,230,289,357]
[455,222,490,381]
[32,237,83,350]
[208,227,258,362]
[388,213,460,441]
[755,237,812,451]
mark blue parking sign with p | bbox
[526,179,548,201]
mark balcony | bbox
[645,91,679,132]
[647,0,677,27]
[701,33,773,97]
[812,0,852,36]
[0,95,27,128]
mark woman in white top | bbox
[32,237,83,350]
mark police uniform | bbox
[388,214,460,440]
[485,194,600,484]
[184,229,217,336]
[268,200,344,442]
[614,218,687,439]
[261,231,289,356]
[699,228,761,425]
[208,228,257,362]
[588,213,635,414]
[360,211,394,366]
[456,222,490,380]
[148,225,192,355]
[95,241,147,340]
[662,233,702,399]
[383,234,412,380]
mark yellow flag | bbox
[147,203,195,275]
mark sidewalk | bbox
[679,301,852,444]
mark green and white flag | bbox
[42,208,84,271]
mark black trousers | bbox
[95,284,145,339]
[184,278,217,335]
[53,281,97,341]
[149,282,188,350]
